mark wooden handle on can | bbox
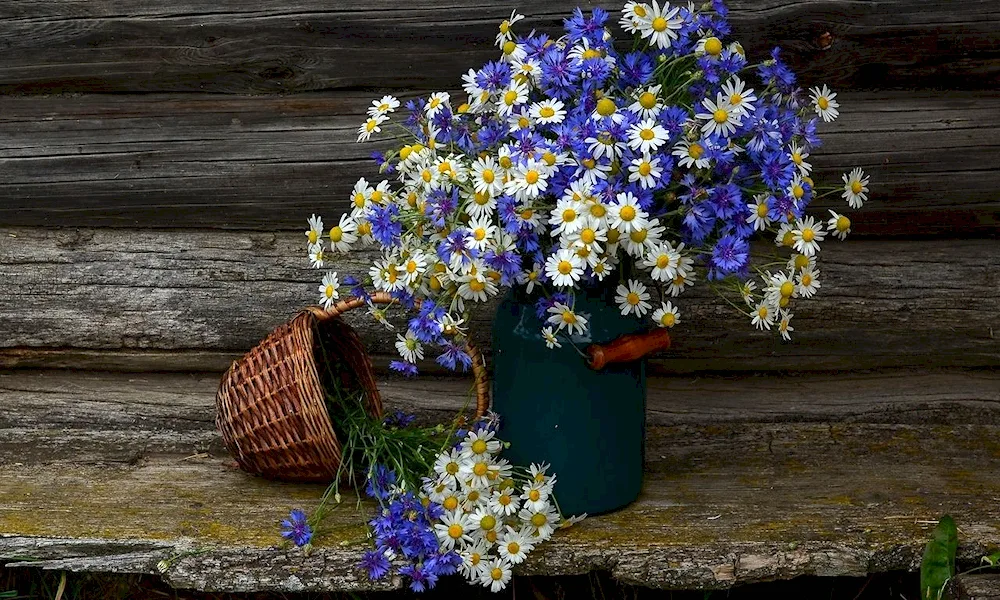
[586,329,671,370]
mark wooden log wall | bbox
[0,0,998,373]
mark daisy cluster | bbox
[359,423,575,592]
[306,1,872,372]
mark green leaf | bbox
[920,514,958,600]
[982,551,1000,567]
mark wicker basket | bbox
[215,292,490,482]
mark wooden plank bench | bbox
[0,0,998,594]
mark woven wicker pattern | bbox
[216,292,489,482]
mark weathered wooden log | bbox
[0,1,996,94]
[0,92,997,236]
[0,228,996,372]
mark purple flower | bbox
[389,361,418,377]
[711,234,750,275]
[365,464,398,501]
[436,343,472,372]
[476,60,512,93]
[619,52,654,87]
[400,562,438,592]
[360,550,391,580]
[383,410,417,428]
[280,509,313,547]
[369,203,402,247]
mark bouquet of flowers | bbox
[305,0,871,375]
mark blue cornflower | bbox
[369,203,401,247]
[400,562,438,593]
[709,184,742,220]
[711,234,750,274]
[619,52,654,88]
[360,549,391,580]
[425,551,462,578]
[383,410,417,428]
[476,60,512,93]
[759,150,795,191]
[409,302,445,344]
[682,202,716,244]
[370,151,394,174]
[436,343,472,372]
[540,46,580,100]
[758,47,796,93]
[365,464,398,501]
[389,361,418,377]
[564,7,608,44]
[280,509,313,547]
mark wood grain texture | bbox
[0,91,997,236]
[3,368,999,465]
[1,228,997,372]
[4,422,1000,591]
[0,1,997,94]
[953,574,1000,600]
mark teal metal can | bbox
[491,284,649,516]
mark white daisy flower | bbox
[349,177,372,211]
[370,254,404,291]
[465,216,497,252]
[435,509,474,551]
[775,222,797,248]
[608,192,649,233]
[459,541,490,580]
[549,199,585,236]
[827,210,852,240]
[628,84,663,119]
[425,92,451,119]
[745,194,771,231]
[317,272,340,309]
[627,117,670,154]
[545,248,585,288]
[461,429,501,459]
[565,220,607,254]
[751,300,775,331]
[546,302,589,336]
[616,279,653,317]
[497,81,529,117]
[842,167,870,209]
[434,448,464,486]
[628,154,663,189]
[466,190,497,220]
[398,250,428,286]
[721,76,757,117]
[541,326,562,349]
[695,36,724,58]
[809,84,840,122]
[778,310,794,341]
[500,39,527,64]
[530,98,567,125]
[591,94,626,123]
[357,114,387,142]
[667,270,695,296]
[575,155,613,185]
[513,56,541,84]
[623,219,663,259]
[508,159,549,200]
[308,242,326,269]
[394,330,424,363]
[651,301,679,328]
[764,270,796,307]
[507,106,534,133]
[518,503,559,541]
[528,462,553,484]
[495,10,525,47]
[672,139,710,169]
[788,143,812,176]
[592,257,613,281]
[792,216,826,257]
[327,213,358,253]
[520,481,551,513]
[457,270,498,303]
[367,95,399,117]
[739,280,758,307]
[470,156,504,197]
[586,131,627,161]
[643,243,679,282]
[498,527,534,565]
[469,506,501,543]
[619,1,651,34]
[796,266,821,298]
[788,252,817,273]
[489,487,520,517]
[696,93,742,138]
[480,557,513,592]
[305,214,323,246]
[636,0,683,50]
[788,173,809,205]
[516,262,543,294]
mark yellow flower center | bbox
[354,193,366,208]
[517,116,530,128]
[780,281,794,298]
[688,143,704,159]
[582,48,602,60]
[443,496,458,510]
[672,274,685,286]
[817,97,830,110]
[407,191,418,207]
[529,489,541,501]
[525,170,539,185]
[457,103,470,113]
[324,286,334,298]
[399,146,413,160]
[639,92,657,110]
[429,276,441,291]
[837,215,851,231]
[473,228,486,241]
[521,208,534,220]
[531,513,547,527]
[473,462,488,476]
[652,16,668,32]
[596,98,617,117]
[365,120,378,133]
[421,169,433,183]
[468,490,480,502]
[469,279,486,292]
[499,156,513,169]
[851,180,863,194]
[620,206,636,221]
[478,168,495,184]
[557,260,573,275]
[656,255,670,269]
[486,529,498,543]
[474,192,491,206]
[561,310,577,325]
[792,185,804,199]
[480,515,496,530]
[758,306,769,319]
[633,5,647,17]
[508,541,521,554]
[779,296,790,308]
[756,203,768,217]
[730,93,743,105]
[562,208,576,223]
[660,312,676,327]
[542,151,557,166]
[704,37,723,56]
[581,158,596,169]
[630,229,647,243]
[308,230,319,244]
[590,204,606,218]
[801,228,815,242]
[491,567,504,581]
[627,292,640,305]
[429,98,441,109]
[471,552,481,566]
[782,231,795,247]
[713,108,729,124]
[405,260,417,274]
[794,254,810,270]
[471,439,488,454]
[639,128,655,141]
[607,229,620,243]
[499,493,511,506]
[580,228,596,244]
[503,90,518,106]
[791,152,802,165]
[357,222,372,236]
[802,273,813,286]
[503,41,517,55]
[499,21,510,34]
[638,162,652,177]
[448,524,464,539]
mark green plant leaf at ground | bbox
[920,514,958,600]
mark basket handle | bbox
[303,293,490,420]
[586,329,671,371]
